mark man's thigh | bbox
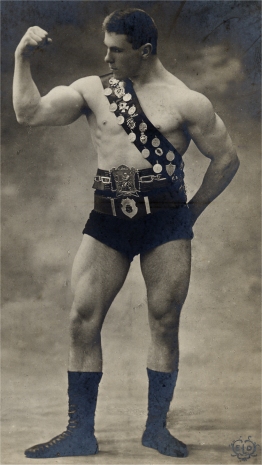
[140,239,191,306]
[71,234,130,303]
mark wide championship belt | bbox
[100,73,186,187]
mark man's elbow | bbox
[224,149,240,180]
[15,110,38,126]
[229,150,240,175]
[15,113,28,125]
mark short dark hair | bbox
[102,8,158,55]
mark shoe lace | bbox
[43,403,78,448]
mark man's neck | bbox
[130,57,167,88]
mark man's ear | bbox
[140,43,153,59]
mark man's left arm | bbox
[185,92,240,225]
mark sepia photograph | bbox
[1,1,261,463]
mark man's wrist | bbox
[15,46,31,60]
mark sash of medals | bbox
[100,74,185,181]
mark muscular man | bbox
[13,8,239,459]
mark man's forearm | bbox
[188,151,240,224]
[13,51,41,124]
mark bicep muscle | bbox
[31,85,85,126]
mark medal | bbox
[127,118,136,130]
[117,115,125,125]
[128,132,136,143]
[104,88,112,96]
[142,148,150,158]
[128,105,136,115]
[109,102,117,112]
[153,162,162,173]
[119,102,128,111]
[118,81,125,88]
[140,134,148,144]
[155,148,163,156]
[166,151,175,161]
[166,163,176,176]
[152,137,160,148]
[139,122,147,132]
[115,87,125,98]
[109,77,119,86]
[123,93,132,102]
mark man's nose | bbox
[104,50,113,63]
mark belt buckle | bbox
[111,165,139,197]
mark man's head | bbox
[102,8,158,55]
[102,9,158,79]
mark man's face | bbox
[104,32,143,80]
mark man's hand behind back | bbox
[16,26,52,58]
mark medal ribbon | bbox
[100,73,186,185]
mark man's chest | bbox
[90,89,184,137]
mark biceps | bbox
[32,86,85,126]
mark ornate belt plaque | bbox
[111,165,139,197]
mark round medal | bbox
[104,88,113,96]
[109,77,119,86]
[142,149,150,158]
[153,163,163,173]
[128,132,136,143]
[109,102,118,112]
[123,93,132,102]
[139,122,147,132]
[155,148,163,156]
[140,134,148,144]
[118,81,125,88]
[152,137,160,148]
[166,151,175,161]
[128,105,136,115]
[117,115,125,125]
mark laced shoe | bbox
[142,368,188,458]
[25,371,102,458]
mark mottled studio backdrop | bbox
[1,1,261,464]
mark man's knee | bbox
[70,279,105,335]
[148,290,184,319]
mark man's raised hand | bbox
[16,26,52,57]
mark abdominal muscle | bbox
[87,111,153,170]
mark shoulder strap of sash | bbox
[100,74,185,182]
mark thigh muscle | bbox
[71,235,130,321]
[140,240,191,320]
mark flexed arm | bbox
[185,92,240,224]
[13,26,85,126]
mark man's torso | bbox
[73,73,192,170]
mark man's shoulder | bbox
[165,73,205,104]
[171,78,214,124]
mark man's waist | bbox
[92,166,172,194]
[94,191,187,220]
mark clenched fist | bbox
[15,26,52,57]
